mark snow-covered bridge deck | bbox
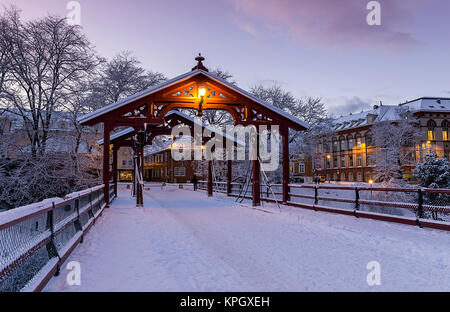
[45,186,450,292]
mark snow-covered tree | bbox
[414,152,450,220]
[90,51,166,107]
[372,108,420,184]
[0,8,98,157]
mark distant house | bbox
[143,139,195,183]
[315,97,450,183]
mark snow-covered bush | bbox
[0,153,101,209]
[414,152,450,220]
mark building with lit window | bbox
[315,97,450,183]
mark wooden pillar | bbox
[282,127,290,203]
[252,132,261,207]
[140,146,144,205]
[113,146,118,198]
[140,146,145,183]
[227,160,232,195]
[208,160,213,197]
[103,123,111,206]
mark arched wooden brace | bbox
[81,66,309,208]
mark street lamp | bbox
[326,155,331,183]
[369,179,374,199]
[198,86,206,117]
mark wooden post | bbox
[252,131,261,207]
[113,146,118,198]
[103,122,111,206]
[227,160,232,195]
[140,146,144,206]
[208,160,213,197]
[282,126,290,204]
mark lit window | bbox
[341,156,346,168]
[427,120,436,141]
[442,120,449,141]
[348,139,353,150]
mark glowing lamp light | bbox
[198,87,206,97]
[326,155,331,159]
[369,179,374,185]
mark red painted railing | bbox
[0,184,115,292]
[200,182,450,232]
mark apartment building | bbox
[315,97,450,183]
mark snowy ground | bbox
[44,185,450,292]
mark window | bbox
[366,155,373,166]
[442,120,449,141]
[356,137,362,147]
[299,164,305,174]
[333,141,338,152]
[340,140,346,151]
[122,160,126,166]
[174,167,186,177]
[366,136,373,147]
[349,155,354,167]
[341,156,346,168]
[333,157,338,168]
[348,139,353,150]
[427,120,436,141]
[349,172,354,182]
[326,158,331,169]
[128,160,133,166]
[357,172,362,182]
[357,155,362,167]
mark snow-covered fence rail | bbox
[287,185,450,231]
[0,184,114,292]
[201,181,450,232]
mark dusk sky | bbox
[2,0,450,116]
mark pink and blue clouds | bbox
[1,0,449,115]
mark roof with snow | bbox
[78,68,310,131]
[97,111,245,146]
[332,105,402,132]
[399,97,450,113]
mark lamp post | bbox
[369,179,374,200]
[326,155,331,184]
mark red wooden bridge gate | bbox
[78,55,309,207]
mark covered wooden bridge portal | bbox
[78,55,309,207]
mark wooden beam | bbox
[252,132,261,207]
[282,126,290,203]
[103,122,111,206]
[227,160,232,195]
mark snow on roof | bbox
[97,127,135,145]
[78,69,310,130]
[98,111,245,146]
[400,97,450,113]
[332,105,401,131]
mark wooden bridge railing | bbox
[0,184,115,292]
[199,181,450,232]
